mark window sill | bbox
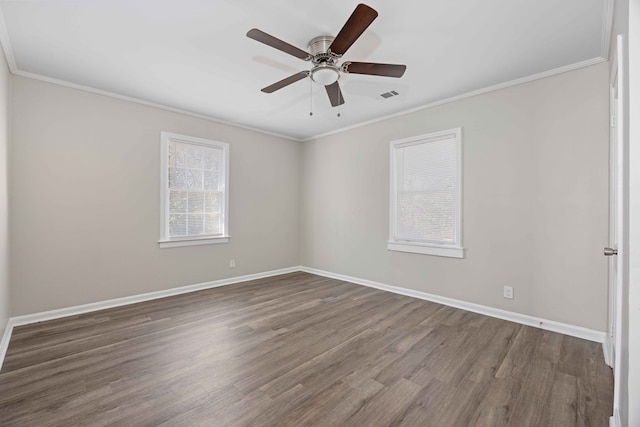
[387,242,464,258]
[159,236,230,249]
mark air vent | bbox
[380,90,400,99]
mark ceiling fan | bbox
[246,3,407,107]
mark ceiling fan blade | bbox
[247,29,310,60]
[261,71,309,93]
[329,4,378,56]
[325,81,345,107]
[343,62,407,78]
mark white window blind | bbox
[389,128,463,258]
[159,132,229,248]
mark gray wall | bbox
[0,46,9,335]
[8,62,611,335]
[10,76,301,315]
[301,62,610,332]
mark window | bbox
[159,132,229,248]
[388,128,463,258]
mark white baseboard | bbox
[610,409,621,427]
[603,335,614,368]
[10,266,300,328]
[0,318,14,371]
[300,266,607,343]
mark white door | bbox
[609,33,627,422]
[606,67,619,368]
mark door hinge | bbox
[611,115,616,128]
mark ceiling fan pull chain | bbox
[309,78,313,117]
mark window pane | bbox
[205,192,220,212]
[168,141,176,167]
[204,170,218,190]
[397,191,455,242]
[205,214,220,234]
[203,148,220,171]
[169,168,186,189]
[187,214,205,235]
[187,169,203,190]
[187,191,204,213]
[172,142,187,168]
[169,214,187,237]
[186,145,204,169]
[169,190,187,213]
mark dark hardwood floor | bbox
[0,272,613,426]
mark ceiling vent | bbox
[380,90,399,99]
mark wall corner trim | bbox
[0,4,17,73]
[601,0,615,60]
[299,266,607,344]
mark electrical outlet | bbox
[229,259,236,268]
[503,286,513,299]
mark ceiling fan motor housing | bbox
[308,35,341,85]
[308,35,339,62]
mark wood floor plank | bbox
[507,358,557,425]
[547,370,579,427]
[394,378,453,427]
[0,272,613,426]
[343,378,423,426]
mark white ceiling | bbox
[0,0,611,141]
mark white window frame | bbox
[388,128,464,258]
[159,132,230,248]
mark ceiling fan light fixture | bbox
[310,65,340,86]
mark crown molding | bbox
[0,3,17,73]
[303,56,607,142]
[11,56,609,144]
[601,0,615,60]
[12,70,303,142]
